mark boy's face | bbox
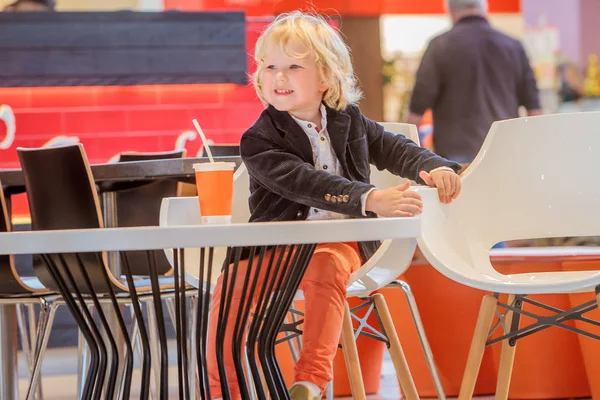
[261,41,328,121]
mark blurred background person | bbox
[406,0,542,165]
[3,0,54,11]
[557,56,585,104]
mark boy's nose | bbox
[275,71,287,82]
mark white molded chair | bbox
[160,123,443,400]
[416,112,600,400]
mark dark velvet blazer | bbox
[240,103,461,261]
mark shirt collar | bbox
[290,104,328,133]
[455,15,489,25]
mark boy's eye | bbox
[290,65,302,69]
[266,65,276,69]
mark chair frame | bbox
[416,112,600,400]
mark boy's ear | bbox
[319,79,328,92]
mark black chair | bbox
[18,144,176,400]
[115,151,184,276]
[0,182,57,400]
[199,144,240,158]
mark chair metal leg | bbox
[246,249,279,399]
[340,301,366,400]
[16,304,33,365]
[116,304,153,400]
[221,247,255,399]
[287,308,302,363]
[146,299,162,399]
[17,304,41,400]
[244,344,258,400]
[172,248,191,399]
[16,303,46,400]
[76,304,95,399]
[41,254,102,400]
[284,312,301,364]
[27,303,44,400]
[196,247,214,400]
[165,297,177,332]
[459,294,498,400]
[495,294,519,400]
[255,247,295,399]
[391,280,446,400]
[77,327,88,400]
[260,245,316,399]
[25,301,57,400]
[188,296,201,400]
[120,253,152,400]
[146,251,169,400]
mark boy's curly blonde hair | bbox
[252,11,362,111]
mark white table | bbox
[0,218,420,398]
[0,218,420,255]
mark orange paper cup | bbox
[193,162,236,224]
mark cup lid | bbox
[193,162,236,172]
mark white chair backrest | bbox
[416,112,600,286]
[445,112,600,250]
[347,122,420,297]
[380,122,420,145]
[232,163,251,223]
[369,122,420,189]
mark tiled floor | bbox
[15,344,494,399]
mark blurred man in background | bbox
[406,0,541,165]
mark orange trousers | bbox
[207,242,361,399]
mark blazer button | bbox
[324,193,331,202]
[342,195,349,203]
[331,196,338,204]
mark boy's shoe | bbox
[288,384,322,400]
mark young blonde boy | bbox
[207,11,462,400]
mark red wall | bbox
[165,0,520,15]
[0,19,269,218]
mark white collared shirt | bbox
[290,104,369,220]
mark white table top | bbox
[0,218,420,255]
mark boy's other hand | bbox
[365,181,422,218]
[419,169,461,204]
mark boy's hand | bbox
[419,169,461,204]
[365,181,422,217]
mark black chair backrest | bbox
[118,150,183,163]
[200,144,240,157]
[0,184,32,294]
[18,144,118,293]
[19,145,103,231]
[0,184,11,272]
[116,151,184,275]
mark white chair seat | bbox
[429,261,600,294]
